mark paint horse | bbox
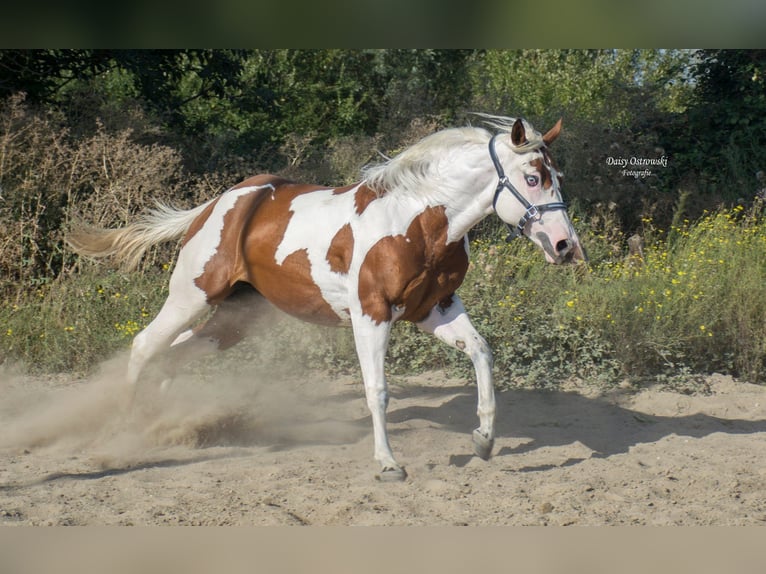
[67,115,586,481]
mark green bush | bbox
[0,266,170,372]
[5,202,766,389]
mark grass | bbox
[3,202,765,390]
[1,266,171,373]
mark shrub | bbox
[0,265,171,372]
[4,203,766,388]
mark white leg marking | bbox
[127,185,272,389]
[127,294,210,388]
[417,295,496,453]
[126,236,215,389]
[351,314,405,477]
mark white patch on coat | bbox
[275,184,438,322]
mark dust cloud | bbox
[0,349,366,471]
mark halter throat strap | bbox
[489,134,567,242]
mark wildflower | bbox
[566,300,575,308]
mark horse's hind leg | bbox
[126,289,211,393]
[416,295,495,460]
[161,286,266,381]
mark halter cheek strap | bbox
[489,134,567,242]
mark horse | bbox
[67,115,586,481]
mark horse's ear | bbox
[510,118,527,147]
[543,118,563,146]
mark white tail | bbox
[67,199,215,271]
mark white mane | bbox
[361,114,543,198]
[362,126,491,196]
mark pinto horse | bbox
[67,115,586,481]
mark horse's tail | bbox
[66,199,215,271]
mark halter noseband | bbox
[489,134,567,242]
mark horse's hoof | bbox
[472,429,494,460]
[376,466,407,482]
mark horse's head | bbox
[489,118,586,265]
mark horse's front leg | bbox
[351,315,407,482]
[417,295,496,460]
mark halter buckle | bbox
[517,204,540,233]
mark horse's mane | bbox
[362,114,522,197]
[360,127,485,196]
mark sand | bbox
[2,356,766,526]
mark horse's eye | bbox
[525,174,540,187]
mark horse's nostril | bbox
[555,239,570,254]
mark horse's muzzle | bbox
[553,238,587,265]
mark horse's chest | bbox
[356,208,469,324]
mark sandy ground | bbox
[2,355,766,526]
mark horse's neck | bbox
[438,153,498,243]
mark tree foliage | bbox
[1,49,764,250]
[3,49,766,380]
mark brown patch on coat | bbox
[358,206,469,325]
[182,174,283,248]
[189,173,342,327]
[190,174,286,304]
[354,185,379,215]
[327,223,354,274]
[268,249,342,325]
[330,182,378,215]
[237,178,342,326]
[530,158,553,190]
